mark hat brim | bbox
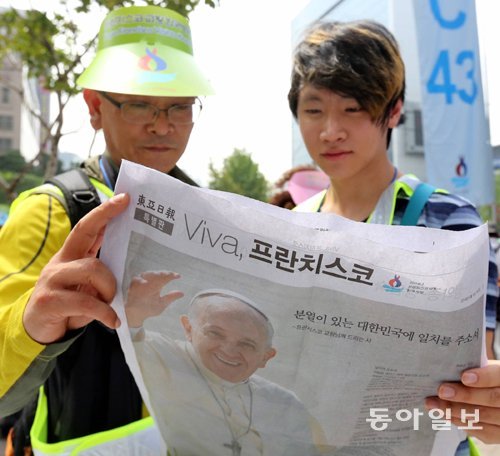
[288,170,330,204]
[77,42,214,97]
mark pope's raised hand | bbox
[125,271,184,328]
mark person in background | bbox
[0,5,213,455]
[268,164,329,209]
[287,19,500,453]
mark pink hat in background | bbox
[288,169,330,204]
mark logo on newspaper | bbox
[383,275,403,293]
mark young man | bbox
[0,5,213,455]
[288,20,500,453]
[125,272,321,455]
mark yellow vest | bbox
[31,388,159,456]
[9,181,161,455]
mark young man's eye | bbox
[345,106,362,113]
[303,108,322,115]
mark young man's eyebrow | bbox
[299,91,356,103]
[299,93,323,103]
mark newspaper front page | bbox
[100,161,489,456]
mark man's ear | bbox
[387,98,403,129]
[180,315,193,342]
[83,89,103,130]
[259,347,277,368]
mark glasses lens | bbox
[121,103,157,124]
[169,101,202,125]
[119,99,203,125]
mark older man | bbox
[0,5,213,455]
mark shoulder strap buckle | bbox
[45,169,101,228]
[72,189,98,204]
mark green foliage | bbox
[0,150,26,173]
[75,1,218,16]
[0,149,63,203]
[0,9,72,93]
[208,148,270,202]
[31,154,64,177]
[0,150,61,202]
[478,204,493,223]
[0,171,43,204]
[494,170,500,231]
[477,171,500,232]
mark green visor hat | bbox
[77,6,214,97]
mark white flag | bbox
[412,0,494,206]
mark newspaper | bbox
[100,160,489,456]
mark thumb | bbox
[58,193,130,261]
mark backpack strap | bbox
[45,169,100,228]
[400,182,436,226]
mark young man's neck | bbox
[321,161,399,221]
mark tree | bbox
[0,150,26,201]
[31,154,64,177]
[208,148,270,201]
[0,0,218,203]
[0,149,25,173]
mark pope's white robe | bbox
[132,330,320,456]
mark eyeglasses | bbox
[99,92,202,126]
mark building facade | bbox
[0,57,50,162]
[0,6,50,163]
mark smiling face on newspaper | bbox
[100,161,490,456]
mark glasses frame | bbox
[98,91,203,126]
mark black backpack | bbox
[44,168,101,228]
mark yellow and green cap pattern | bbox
[77,6,214,96]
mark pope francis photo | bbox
[125,270,323,456]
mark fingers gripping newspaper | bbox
[101,161,489,456]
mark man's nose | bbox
[147,110,173,135]
[221,341,240,356]
[319,115,347,142]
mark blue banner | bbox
[412,0,494,206]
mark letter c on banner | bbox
[430,0,466,29]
